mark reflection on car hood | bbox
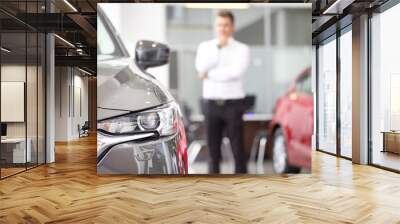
[97,57,174,120]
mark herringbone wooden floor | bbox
[1,135,400,224]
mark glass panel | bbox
[38,32,45,165]
[340,30,352,158]
[371,4,400,171]
[27,31,38,169]
[1,31,27,177]
[0,1,46,178]
[26,0,39,169]
[317,37,337,154]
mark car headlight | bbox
[98,102,179,136]
[138,112,160,130]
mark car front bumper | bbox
[97,132,180,174]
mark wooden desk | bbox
[1,138,31,164]
[382,131,400,154]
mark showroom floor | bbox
[0,135,399,223]
[372,150,400,171]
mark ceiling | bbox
[0,0,98,74]
[0,0,394,73]
[309,0,391,43]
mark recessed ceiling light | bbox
[322,0,352,15]
[54,34,75,48]
[1,47,11,53]
[63,0,78,12]
[78,67,92,76]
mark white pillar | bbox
[46,33,55,163]
[352,14,369,164]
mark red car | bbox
[268,67,313,174]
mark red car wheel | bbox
[272,128,301,174]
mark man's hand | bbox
[199,72,208,80]
[217,36,229,48]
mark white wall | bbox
[55,67,89,141]
[55,67,68,141]
[168,5,311,114]
[1,65,34,138]
[72,74,89,138]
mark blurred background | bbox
[100,3,312,174]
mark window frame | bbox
[367,0,400,173]
[0,1,47,180]
[315,21,353,160]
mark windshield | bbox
[97,14,124,60]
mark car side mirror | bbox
[135,40,170,70]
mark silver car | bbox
[97,7,188,175]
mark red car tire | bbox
[272,128,301,174]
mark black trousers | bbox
[203,99,247,174]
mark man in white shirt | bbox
[195,10,249,174]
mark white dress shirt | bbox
[195,37,250,100]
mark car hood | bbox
[97,57,174,120]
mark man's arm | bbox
[208,45,249,82]
[195,42,219,76]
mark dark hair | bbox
[217,10,234,25]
